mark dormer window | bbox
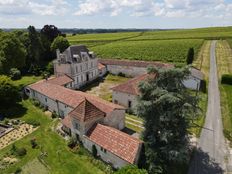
[73,54,80,62]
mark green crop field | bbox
[67,27,232,65]
[91,39,203,65]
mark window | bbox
[128,100,132,108]
[114,100,118,104]
[101,147,103,151]
[75,122,80,130]
[76,66,78,73]
[104,149,107,153]
[81,76,83,82]
[45,98,47,102]
[91,62,93,68]
[86,63,88,70]
[76,77,79,83]
[80,65,82,72]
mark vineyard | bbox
[67,27,232,65]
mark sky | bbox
[0,0,232,29]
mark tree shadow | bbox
[188,148,224,174]
[0,102,27,119]
[121,127,136,135]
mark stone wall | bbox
[103,109,125,130]
[106,65,147,77]
[112,91,138,110]
[83,136,130,169]
[26,88,73,117]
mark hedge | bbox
[221,74,232,85]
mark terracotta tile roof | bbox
[99,59,174,68]
[68,99,105,122]
[111,74,154,95]
[28,81,124,114]
[61,115,72,128]
[47,75,73,86]
[98,63,106,70]
[87,124,142,164]
[190,67,204,80]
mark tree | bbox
[137,67,199,174]
[0,75,20,107]
[40,25,61,61]
[92,145,98,158]
[27,26,44,66]
[40,25,61,42]
[186,48,194,65]
[51,36,70,53]
[0,33,26,73]
[115,165,148,174]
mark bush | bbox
[51,111,58,119]
[200,79,207,93]
[30,99,40,107]
[16,147,27,156]
[30,138,38,148]
[221,74,232,85]
[25,119,40,127]
[10,68,21,80]
[14,167,22,174]
[92,145,98,158]
[67,137,77,148]
[118,72,126,77]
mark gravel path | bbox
[188,41,227,174]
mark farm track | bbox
[188,41,228,174]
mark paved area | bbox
[188,41,228,174]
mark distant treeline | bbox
[1,28,170,35]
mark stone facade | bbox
[54,45,99,89]
[112,91,138,111]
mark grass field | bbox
[216,40,232,144]
[91,39,203,66]
[67,27,232,65]
[0,100,105,174]
[12,76,42,89]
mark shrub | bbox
[51,111,58,119]
[30,99,40,107]
[186,48,194,65]
[118,72,126,77]
[67,137,77,148]
[4,118,9,125]
[14,167,22,174]
[30,138,38,148]
[221,74,232,85]
[200,79,207,93]
[16,147,27,156]
[9,68,21,80]
[10,144,17,155]
[92,145,98,158]
[25,119,40,127]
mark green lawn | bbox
[12,76,42,89]
[220,85,232,145]
[189,92,208,137]
[0,100,104,174]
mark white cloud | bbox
[0,0,69,16]
[74,0,232,20]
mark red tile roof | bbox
[111,74,155,95]
[47,75,73,86]
[87,124,142,164]
[68,99,106,122]
[99,59,174,68]
[28,81,124,114]
[98,63,106,70]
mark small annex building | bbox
[25,75,142,169]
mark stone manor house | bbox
[26,45,204,168]
[26,45,144,169]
